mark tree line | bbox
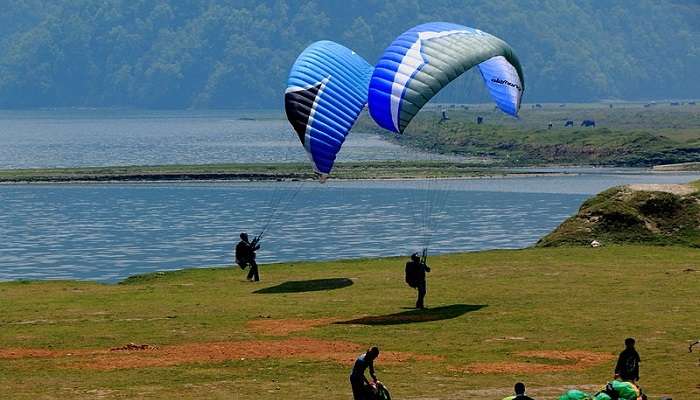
[0,0,697,108]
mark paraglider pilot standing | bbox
[615,337,641,382]
[235,232,260,282]
[405,252,430,309]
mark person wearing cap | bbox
[234,232,260,281]
[350,346,380,400]
[502,382,535,400]
[405,252,430,309]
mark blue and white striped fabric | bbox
[368,22,524,134]
[285,41,373,179]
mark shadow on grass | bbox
[335,304,486,326]
[253,278,354,294]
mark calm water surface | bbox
[1,110,698,281]
[0,109,457,168]
[2,172,699,282]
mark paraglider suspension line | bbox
[257,179,306,241]
[248,129,308,245]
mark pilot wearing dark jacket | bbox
[615,337,641,381]
[235,232,260,281]
[405,253,430,309]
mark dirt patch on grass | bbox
[81,338,361,369]
[246,318,338,335]
[1,338,441,370]
[519,350,613,364]
[455,350,614,374]
[0,348,69,359]
[82,338,441,370]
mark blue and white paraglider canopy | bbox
[285,41,373,180]
[368,22,524,134]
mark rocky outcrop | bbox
[537,183,700,247]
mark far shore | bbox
[6,160,699,185]
[652,161,700,172]
[0,161,580,184]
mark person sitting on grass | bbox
[503,382,535,400]
[350,346,380,400]
[234,232,260,282]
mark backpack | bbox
[376,384,391,400]
[405,261,420,288]
[365,382,391,400]
[235,241,248,268]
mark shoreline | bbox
[0,161,580,184]
[652,161,700,172]
[6,160,695,185]
[0,172,578,185]
[0,243,688,285]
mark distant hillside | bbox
[356,105,700,167]
[0,0,698,108]
[537,182,700,247]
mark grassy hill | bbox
[538,181,700,247]
[1,247,698,399]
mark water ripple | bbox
[2,170,697,282]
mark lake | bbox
[1,110,699,282]
[0,109,458,169]
[2,172,699,282]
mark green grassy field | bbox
[1,246,698,399]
